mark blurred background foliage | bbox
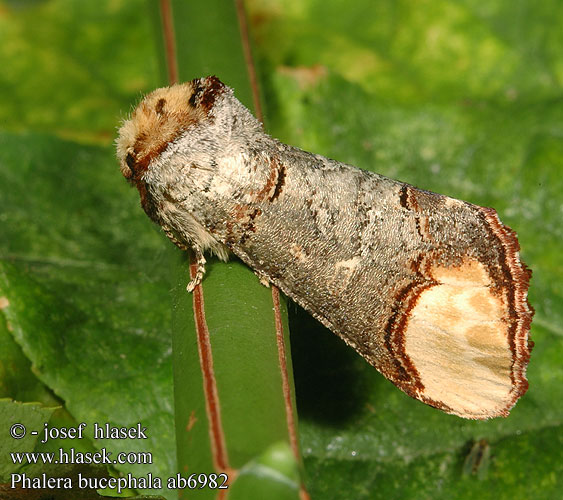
[0,0,562,498]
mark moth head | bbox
[116,76,228,183]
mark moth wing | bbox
[373,188,533,419]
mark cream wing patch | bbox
[404,259,514,418]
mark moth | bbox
[463,439,491,479]
[116,76,533,419]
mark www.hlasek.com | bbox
[11,447,152,466]
[9,421,229,493]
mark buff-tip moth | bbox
[117,76,533,419]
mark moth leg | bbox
[255,271,271,287]
[162,224,189,251]
[186,248,206,292]
[162,225,206,291]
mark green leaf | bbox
[163,1,302,496]
[0,400,55,480]
[227,441,301,499]
[0,0,160,142]
[0,132,176,497]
